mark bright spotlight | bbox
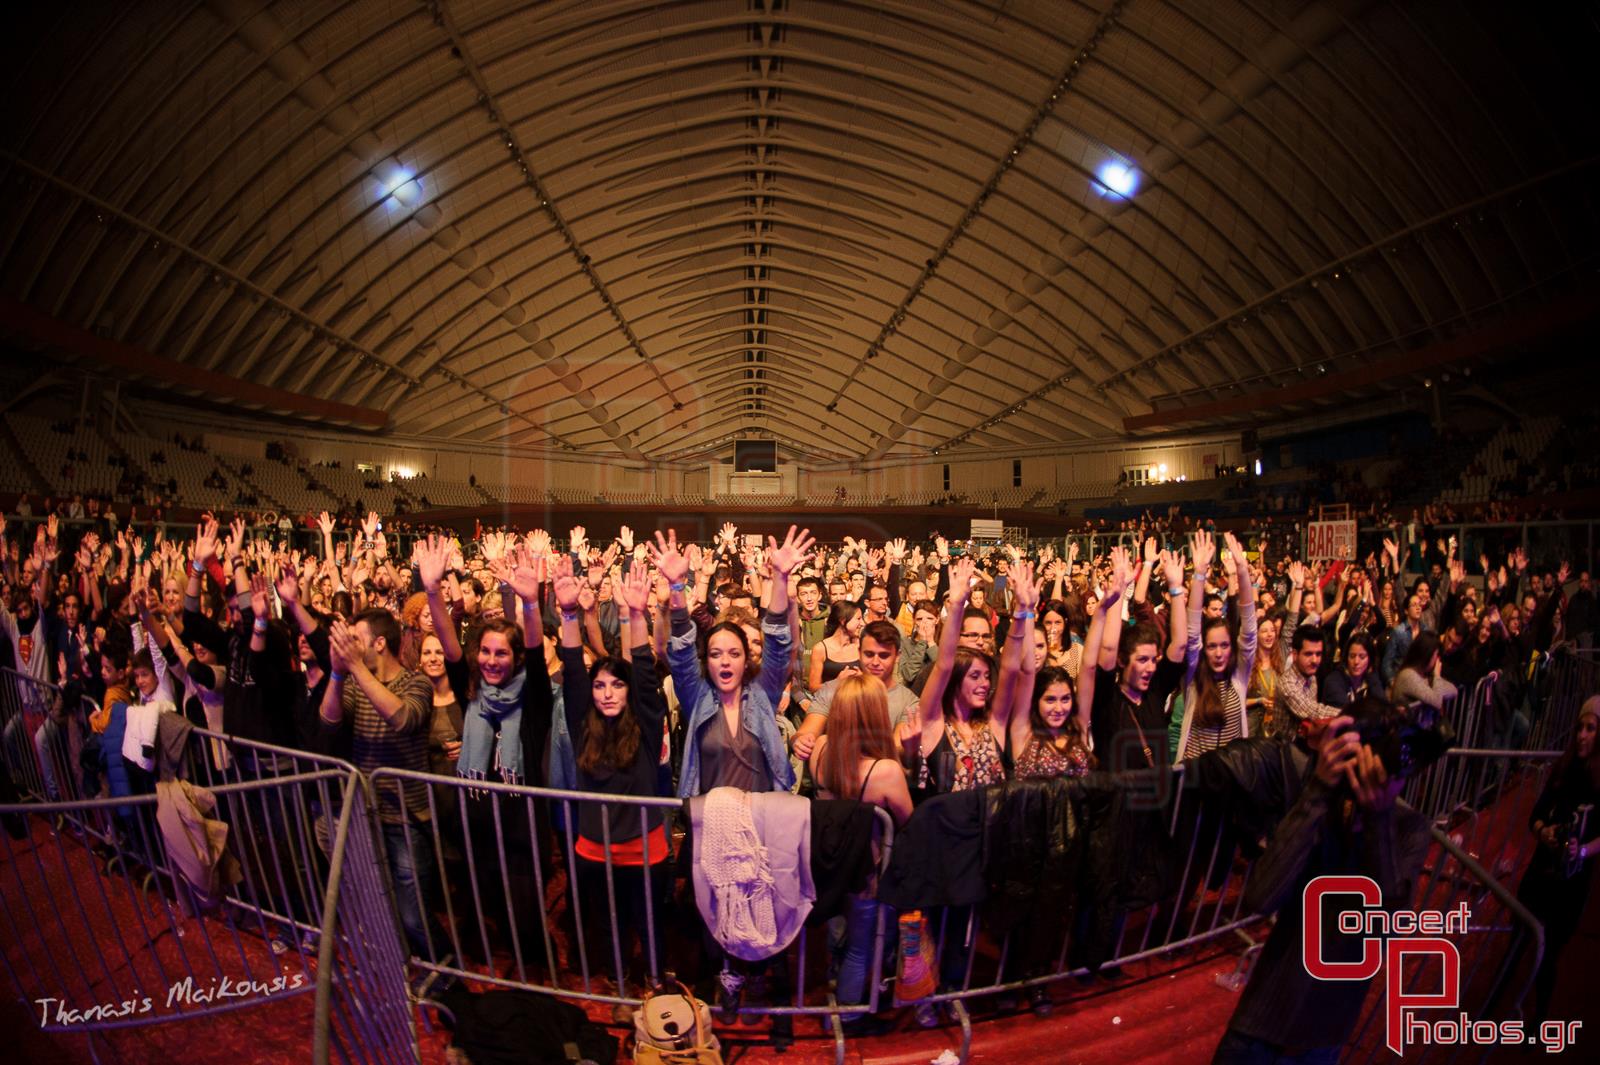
[1253,459,1263,476]
[382,169,422,207]
[1096,161,1138,198]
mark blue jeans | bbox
[1212,1029,1339,1065]
[832,893,886,1005]
[382,821,441,958]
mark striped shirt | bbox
[341,668,433,824]
[1183,684,1242,759]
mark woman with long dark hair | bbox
[552,557,668,1006]
[809,599,862,691]
[1388,631,1456,711]
[1176,531,1257,761]
[1323,633,1377,708]
[897,556,1029,802]
[1517,699,1600,1022]
[895,556,1030,1024]
[1009,665,1094,780]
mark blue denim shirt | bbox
[669,607,796,797]
[1381,621,1417,686]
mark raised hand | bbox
[508,546,544,602]
[1288,559,1307,590]
[1189,529,1215,574]
[885,537,907,565]
[525,528,551,557]
[569,525,588,556]
[362,512,380,540]
[224,517,246,561]
[1383,537,1399,564]
[318,511,335,537]
[1143,537,1158,564]
[1558,560,1572,586]
[1098,564,1127,612]
[620,562,651,614]
[719,522,739,550]
[248,571,272,619]
[1159,549,1185,590]
[947,555,977,606]
[1011,560,1042,612]
[617,525,635,553]
[414,534,449,593]
[551,554,582,611]
[1108,544,1138,589]
[194,517,221,564]
[276,562,300,605]
[648,529,690,585]
[766,524,815,576]
[1223,531,1248,571]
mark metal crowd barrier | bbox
[1403,673,1509,822]
[912,768,1263,1063]
[1528,648,1599,752]
[1,667,102,824]
[0,715,417,1065]
[368,768,896,1065]
[1341,809,1546,1064]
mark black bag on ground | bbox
[437,985,618,1065]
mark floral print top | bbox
[1015,731,1093,779]
[919,721,1006,792]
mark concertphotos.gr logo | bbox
[1302,875,1582,1055]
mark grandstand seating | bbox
[8,415,120,498]
[1437,416,1559,505]
[233,457,341,515]
[117,433,239,511]
[395,476,481,509]
[295,461,407,514]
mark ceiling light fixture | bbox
[1095,160,1138,198]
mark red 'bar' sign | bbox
[1306,520,1357,560]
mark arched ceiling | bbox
[2,0,1596,463]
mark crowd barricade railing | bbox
[1402,673,1510,823]
[175,727,361,951]
[1528,646,1599,752]
[1341,803,1546,1064]
[0,715,416,1065]
[367,769,895,1064]
[0,761,419,1061]
[910,767,1263,1063]
[1,667,105,836]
